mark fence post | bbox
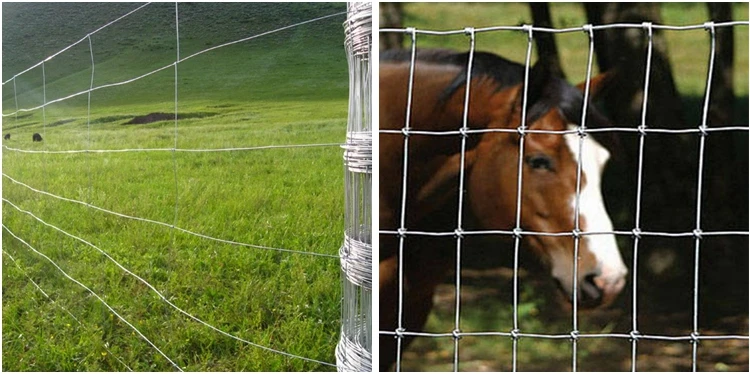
[337,2,372,372]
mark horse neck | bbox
[439,77,520,131]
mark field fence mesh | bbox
[380,20,749,372]
[2,2,349,370]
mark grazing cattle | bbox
[379,49,628,370]
[32,133,43,142]
[3,133,9,140]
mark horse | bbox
[379,49,628,370]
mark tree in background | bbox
[380,3,404,50]
[530,3,565,79]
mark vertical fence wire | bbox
[451,27,477,372]
[630,21,655,372]
[691,21,717,372]
[570,23,597,372]
[86,35,95,205]
[510,25,536,372]
[337,2,372,372]
[393,26,418,373]
[380,20,748,373]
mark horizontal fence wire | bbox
[1,11,347,118]
[1,143,343,154]
[379,20,749,35]
[1,2,151,86]
[2,173,339,258]
[2,198,338,368]
[2,3,347,370]
[1,249,134,372]
[380,229,750,238]
[379,126,750,136]
[1,222,184,372]
[379,330,750,341]
[379,19,749,372]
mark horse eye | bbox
[525,154,554,171]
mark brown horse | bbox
[379,51,628,370]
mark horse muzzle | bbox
[553,268,627,309]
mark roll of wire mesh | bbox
[336,2,372,372]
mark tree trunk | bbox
[584,3,685,129]
[529,3,565,78]
[706,3,734,127]
[379,3,404,50]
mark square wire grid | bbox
[379,21,750,372]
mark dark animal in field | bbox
[4,133,10,140]
[379,49,628,370]
[32,133,43,142]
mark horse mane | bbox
[381,48,611,129]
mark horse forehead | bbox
[562,126,610,172]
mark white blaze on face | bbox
[564,128,628,301]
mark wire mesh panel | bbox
[379,16,749,372]
[2,3,348,371]
[337,2,372,372]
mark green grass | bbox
[3,3,348,371]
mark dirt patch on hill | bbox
[123,112,218,125]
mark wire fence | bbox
[2,2,349,371]
[336,3,373,372]
[380,20,749,372]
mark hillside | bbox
[2,2,348,111]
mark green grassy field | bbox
[3,3,347,371]
[388,2,749,372]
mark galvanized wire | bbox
[379,20,749,372]
[336,2,372,372]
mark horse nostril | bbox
[579,274,603,307]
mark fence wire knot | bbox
[631,228,642,240]
[693,228,703,240]
[569,330,580,341]
[629,330,641,342]
[577,126,588,138]
[690,331,700,344]
[452,329,462,340]
[521,24,533,40]
[401,127,411,138]
[463,27,475,37]
[572,228,582,239]
[582,24,593,37]
[510,329,521,341]
[395,327,406,339]
[512,227,523,239]
[459,127,470,139]
[703,21,715,32]
[397,228,408,238]
[637,125,648,137]
[517,125,527,138]
[698,125,709,137]
[454,228,465,239]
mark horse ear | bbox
[526,61,552,106]
[416,150,477,206]
[576,69,617,99]
[509,61,551,114]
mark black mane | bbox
[381,48,611,129]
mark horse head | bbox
[471,65,627,307]
[415,61,627,307]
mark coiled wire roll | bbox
[337,2,372,372]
